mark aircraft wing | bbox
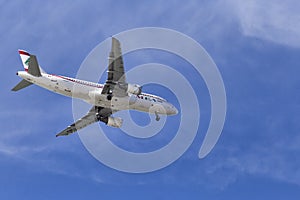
[56,106,112,137]
[101,37,127,97]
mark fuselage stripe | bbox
[51,74,103,89]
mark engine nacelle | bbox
[127,84,142,95]
[107,117,123,128]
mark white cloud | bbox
[229,0,300,47]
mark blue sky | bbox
[1,0,300,199]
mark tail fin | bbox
[18,49,30,71]
[18,49,46,73]
[12,50,46,91]
[27,55,42,77]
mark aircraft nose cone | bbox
[174,107,178,115]
[167,103,178,115]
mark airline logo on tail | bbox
[18,49,30,71]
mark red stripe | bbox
[51,74,103,89]
[18,50,30,56]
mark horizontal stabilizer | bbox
[11,79,32,91]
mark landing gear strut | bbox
[155,111,160,121]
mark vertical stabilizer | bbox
[18,49,30,71]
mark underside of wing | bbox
[56,106,112,137]
[108,37,126,84]
[102,37,127,97]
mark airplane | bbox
[12,38,178,137]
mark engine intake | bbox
[107,117,123,128]
[126,84,142,95]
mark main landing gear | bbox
[107,94,112,100]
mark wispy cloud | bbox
[228,0,300,47]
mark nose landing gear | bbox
[155,111,160,121]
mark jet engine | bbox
[107,117,123,128]
[126,84,142,95]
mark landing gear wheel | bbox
[107,94,112,100]
[155,111,160,121]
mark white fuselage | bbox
[17,71,178,115]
